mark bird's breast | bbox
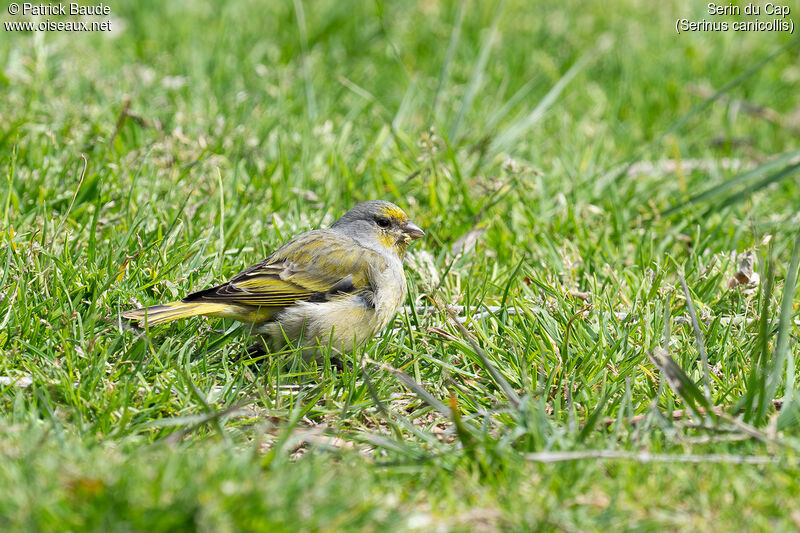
[258,255,407,358]
[370,257,407,328]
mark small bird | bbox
[121,201,424,360]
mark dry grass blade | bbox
[689,83,786,127]
[524,450,780,465]
[726,252,759,290]
[604,399,785,428]
[648,347,715,421]
[364,357,452,418]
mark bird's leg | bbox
[329,355,348,371]
[326,349,354,372]
[235,336,269,366]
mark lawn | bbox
[2,0,800,530]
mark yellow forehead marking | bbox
[380,205,407,221]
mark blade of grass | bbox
[2,143,16,227]
[432,0,466,119]
[524,450,780,464]
[679,273,711,400]
[490,52,590,153]
[177,364,231,445]
[445,307,521,409]
[449,0,505,141]
[53,154,88,239]
[717,160,800,211]
[365,357,452,418]
[742,252,776,424]
[578,392,609,442]
[662,149,800,217]
[765,229,800,404]
[292,0,317,122]
[648,347,716,422]
[617,38,800,185]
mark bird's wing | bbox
[182,230,385,307]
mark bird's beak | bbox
[402,221,425,240]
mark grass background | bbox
[2,0,800,530]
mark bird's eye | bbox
[376,217,390,228]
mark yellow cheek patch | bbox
[378,233,396,249]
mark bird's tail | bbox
[121,301,229,327]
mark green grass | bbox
[2,0,800,530]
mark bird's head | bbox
[332,200,424,256]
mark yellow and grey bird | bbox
[121,201,424,360]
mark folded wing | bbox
[182,230,385,308]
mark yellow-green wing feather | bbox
[182,230,386,308]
